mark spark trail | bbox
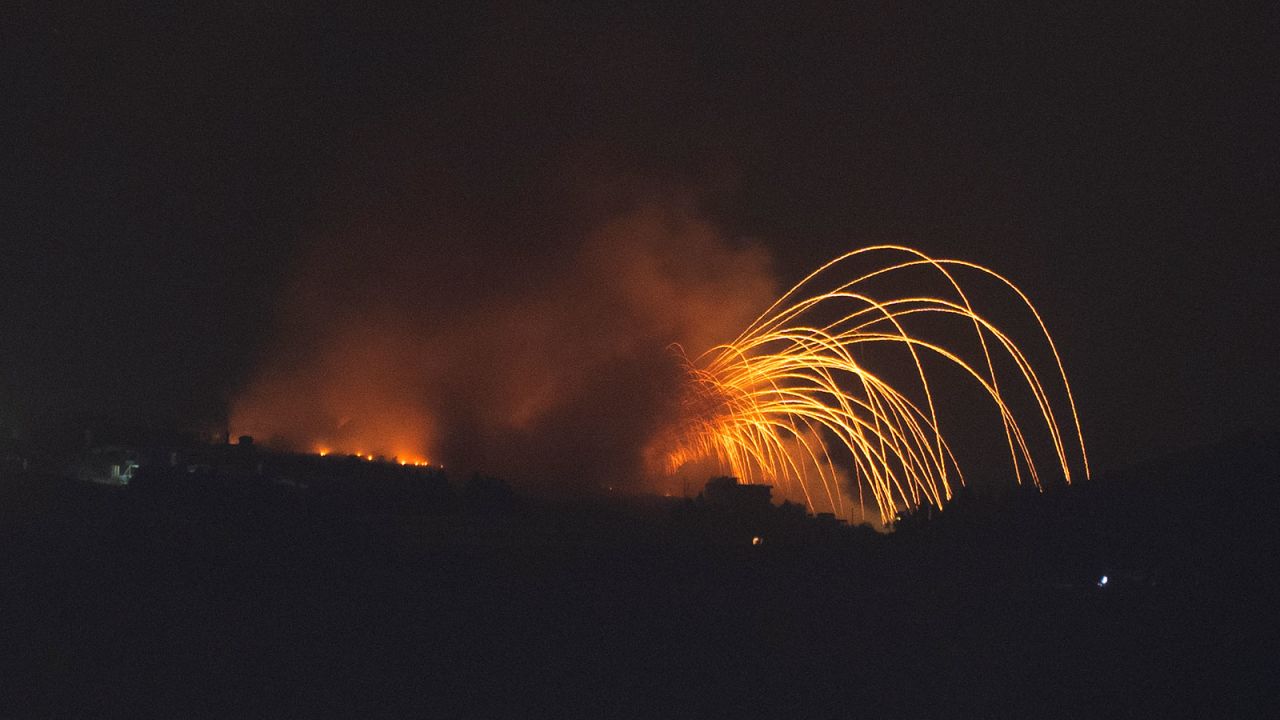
[661,246,1089,525]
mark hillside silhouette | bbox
[1,431,1275,718]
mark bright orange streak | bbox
[663,246,1089,526]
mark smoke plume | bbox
[231,196,777,494]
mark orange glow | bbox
[659,246,1089,526]
[230,336,437,474]
[311,445,432,467]
[230,205,778,493]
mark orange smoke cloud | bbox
[230,202,777,491]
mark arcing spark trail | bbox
[661,246,1089,525]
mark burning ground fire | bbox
[313,446,433,467]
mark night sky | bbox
[4,2,1276,481]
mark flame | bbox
[311,444,432,466]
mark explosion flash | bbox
[661,246,1089,526]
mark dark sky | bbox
[3,2,1277,479]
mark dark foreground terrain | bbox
[2,434,1277,719]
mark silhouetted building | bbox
[702,475,772,510]
[77,444,140,485]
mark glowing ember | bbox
[660,246,1089,526]
[309,445,431,467]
